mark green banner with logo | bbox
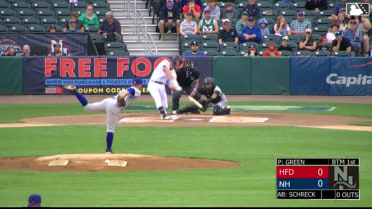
[0,57,23,95]
[212,57,251,94]
[251,57,290,95]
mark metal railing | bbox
[124,0,158,55]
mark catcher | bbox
[63,78,143,154]
[175,77,231,115]
[171,57,201,114]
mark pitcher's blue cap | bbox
[28,194,41,204]
[132,78,143,84]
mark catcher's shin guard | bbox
[213,105,231,115]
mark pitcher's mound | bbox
[0,153,240,172]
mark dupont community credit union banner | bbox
[23,56,212,95]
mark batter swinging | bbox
[148,57,182,119]
[63,78,143,154]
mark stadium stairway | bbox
[109,0,179,56]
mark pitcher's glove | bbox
[117,98,126,107]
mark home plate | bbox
[106,160,127,167]
[209,116,269,123]
[48,159,69,166]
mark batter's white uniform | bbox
[148,60,177,110]
[83,87,141,132]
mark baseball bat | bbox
[188,96,203,109]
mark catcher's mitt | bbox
[117,98,126,107]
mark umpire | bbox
[171,57,201,114]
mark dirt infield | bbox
[0,95,371,172]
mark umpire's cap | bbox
[132,78,143,85]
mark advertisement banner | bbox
[0,33,89,56]
[23,56,212,95]
[290,57,330,95]
[328,58,372,96]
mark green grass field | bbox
[0,101,371,207]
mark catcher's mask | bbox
[203,77,214,91]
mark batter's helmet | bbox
[204,77,214,85]
[170,56,182,66]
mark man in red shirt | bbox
[183,0,201,19]
[262,45,282,56]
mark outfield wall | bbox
[0,56,371,96]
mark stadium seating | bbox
[204,50,220,56]
[220,42,239,51]
[279,50,293,56]
[332,51,352,57]
[200,34,218,43]
[28,25,46,32]
[3,17,22,25]
[9,24,28,32]
[295,50,313,57]
[17,9,36,18]
[52,2,70,10]
[0,9,17,17]
[12,2,31,9]
[220,49,238,56]
[22,17,39,25]
[0,2,11,9]
[313,51,331,56]
[0,25,8,32]
[202,42,220,52]
[107,50,130,56]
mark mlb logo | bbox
[346,3,370,16]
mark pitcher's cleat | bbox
[63,85,76,92]
[105,148,113,154]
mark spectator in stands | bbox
[202,0,220,21]
[317,36,330,51]
[28,194,41,208]
[305,0,328,12]
[63,11,84,32]
[221,2,238,20]
[354,15,371,56]
[343,19,364,56]
[336,12,348,32]
[242,0,260,21]
[326,22,339,43]
[2,46,16,56]
[299,28,317,51]
[66,19,82,32]
[243,44,258,56]
[183,0,201,20]
[21,44,31,56]
[79,4,99,27]
[278,36,292,51]
[218,19,239,44]
[198,9,219,34]
[48,25,57,33]
[180,12,198,35]
[158,0,180,41]
[98,11,122,42]
[183,40,205,56]
[258,18,270,39]
[49,43,67,56]
[179,0,202,12]
[290,11,312,35]
[262,45,282,56]
[235,11,249,36]
[332,30,352,52]
[239,17,261,43]
[329,0,347,21]
[274,16,291,37]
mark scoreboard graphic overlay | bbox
[276,158,359,200]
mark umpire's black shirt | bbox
[176,67,200,87]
